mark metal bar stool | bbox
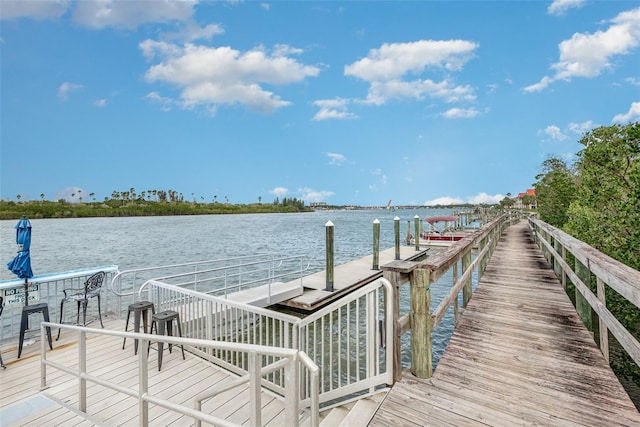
[18,302,53,358]
[122,301,155,354]
[148,310,185,371]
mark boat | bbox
[420,215,471,243]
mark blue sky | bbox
[1,0,639,207]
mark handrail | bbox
[528,217,640,367]
[109,254,271,297]
[381,212,518,379]
[297,278,394,406]
[149,255,310,298]
[140,276,394,409]
[110,254,310,315]
[40,322,318,427]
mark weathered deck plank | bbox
[0,318,287,426]
[371,220,640,426]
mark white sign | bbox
[4,284,39,305]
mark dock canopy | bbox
[425,215,459,225]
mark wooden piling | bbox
[394,216,400,260]
[325,221,334,291]
[373,219,380,270]
[410,268,432,378]
[414,215,420,251]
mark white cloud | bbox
[142,42,320,114]
[425,192,503,206]
[568,120,595,134]
[93,98,107,107]
[363,79,475,106]
[260,3,271,11]
[539,125,569,141]
[312,98,358,121]
[270,187,289,198]
[58,82,83,100]
[467,192,504,205]
[345,39,478,81]
[525,7,640,92]
[0,0,70,20]
[548,0,586,16]
[626,77,640,86]
[298,187,334,203]
[344,39,478,105]
[442,107,479,119]
[145,91,173,112]
[72,0,195,29]
[327,152,346,165]
[425,196,464,206]
[612,101,640,123]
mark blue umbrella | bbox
[7,217,33,305]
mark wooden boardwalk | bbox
[370,221,640,426]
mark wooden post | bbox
[462,249,472,307]
[561,246,567,290]
[373,219,380,270]
[574,258,592,332]
[406,220,411,245]
[325,221,334,291]
[553,238,562,281]
[414,215,420,251]
[453,262,459,324]
[596,277,609,362]
[394,216,400,260]
[410,269,432,378]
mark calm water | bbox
[1,208,467,365]
[2,209,454,281]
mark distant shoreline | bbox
[0,200,487,220]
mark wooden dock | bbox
[370,220,640,426]
[282,246,428,312]
[0,318,292,426]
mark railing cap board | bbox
[381,215,506,283]
[530,218,640,308]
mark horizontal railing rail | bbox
[40,322,318,427]
[110,254,309,317]
[0,266,119,341]
[297,278,394,407]
[140,276,394,409]
[139,280,301,383]
[148,255,310,298]
[529,217,640,368]
[381,212,518,379]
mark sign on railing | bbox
[3,284,39,305]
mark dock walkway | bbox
[370,221,640,426]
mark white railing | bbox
[111,255,309,316]
[0,266,119,341]
[298,278,394,406]
[140,277,394,409]
[139,280,302,384]
[40,322,319,427]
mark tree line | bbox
[533,122,639,390]
[0,192,311,220]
